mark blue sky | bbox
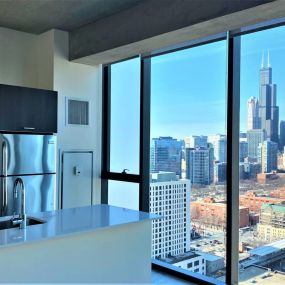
[150,25,285,139]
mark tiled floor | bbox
[152,269,196,285]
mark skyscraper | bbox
[150,172,191,258]
[185,135,208,148]
[150,137,183,177]
[185,146,214,185]
[247,129,266,160]
[247,97,260,130]
[279,121,285,151]
[257,139,278,173]
[208,134,227,163]
[239,140,248,162]
[258,51,279,143]
[214,162,227,183]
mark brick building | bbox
[240,191,285,213]
[270,188,285,199]
[191,197,249,229]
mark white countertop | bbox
[0,204,159,248]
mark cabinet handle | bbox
[23,127,35,130]
[1,141,7,213]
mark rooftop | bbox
[162,251,200,264]
[250,239,285,257]
[197,251,224,262]
[261,203,285,213]
[239,265,285,285]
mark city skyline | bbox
[150,25,285,139]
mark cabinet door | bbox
[0,84,57,133]
[62,152,93,209]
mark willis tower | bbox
[259,51,279,144]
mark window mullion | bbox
[226,32,241,285]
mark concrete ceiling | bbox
[70,0,280,63]
[0,0,143,34]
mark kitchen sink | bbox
[0,217,46,231]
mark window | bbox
[149,40,227,280]
[239,25,285,282]
[102,18,285,285]
[110,58,140,174]
[108,181,139,210]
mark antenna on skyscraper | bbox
[261,51,264,68]
[267,50,270,67]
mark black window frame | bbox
[101,16,285,285]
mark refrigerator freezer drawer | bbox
[0,134,56,176]
[0,174,56,217]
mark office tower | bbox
[279,121,285,151]
[240,132,247,139]
[185,146,214,185]
[243,161,262,179]
[150,137,182,177]
[247,97,259,130]
[257,139,278,173]
[185,135,207,148]
[247,129,266,160]
[214,162,226,183]
[239,163,245,180]
[258,51,279,143]
[150,172,191,258]
[208,134,226,162]
[239,141,248,162]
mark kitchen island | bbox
[0,204,158,283]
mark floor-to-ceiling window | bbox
[102,58,141,211]
[239,26,285,283]
[102,19,285,285]
[150,40,227,281]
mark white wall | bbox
[0,27,102,205]
[0,27,37,88]
[53,30,101,204]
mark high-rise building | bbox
[150,172,191,258]
[247,129,266,160]
[239,141,248,162]
[214,162,226,183]
[185,146,214,185]
[185,135,207,148]
[258,52,279,143]
[257,139,278,173]
[150,137,182,177]
[279,120,285,151]
[208,134,226,163]
[247,96,260,130]
[243,161,262,179]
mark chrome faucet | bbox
[11,178,26,229]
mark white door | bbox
[62,152,93,209]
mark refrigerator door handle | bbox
[1,141,8,212]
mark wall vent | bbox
[66,98,89,126]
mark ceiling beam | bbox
[69,0,281,65]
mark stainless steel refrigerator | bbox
[0,133,56,217]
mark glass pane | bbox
[150,40,227,280]
[239,26,285,283]
[110,58,140,174]
[108,180,139,211]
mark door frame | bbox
[59,149,94,209]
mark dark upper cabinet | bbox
[0,84,57,133]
